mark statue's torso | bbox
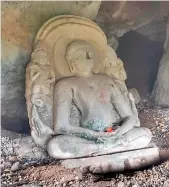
[57,74,123,131]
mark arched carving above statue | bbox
[33,15,108,79]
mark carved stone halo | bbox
[34,15,108,80]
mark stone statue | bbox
[25,15,152,164]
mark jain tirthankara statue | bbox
[25,15,152,160]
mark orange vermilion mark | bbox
[106,127,113,132]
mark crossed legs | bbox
[47,127,152,159]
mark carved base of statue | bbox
[25,15,158,173]
[62,147,159,174]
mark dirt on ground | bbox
[1,100,169,187]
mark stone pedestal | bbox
[62,147,159,174]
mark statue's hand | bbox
[96,133,118,143]
[112,127,124,138]
[31,114,55,137]
[95,131,110,143]
[96,131,112,137]
[31,118,41,136]
[112,118,135,138]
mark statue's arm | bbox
[110,81,140,137]
[54,81,109,142]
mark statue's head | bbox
[65,40,94,77]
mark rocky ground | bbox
[1,100,169,187]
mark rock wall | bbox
[153,16,169,107]
[96,1,169,40]
[136,18,167,43]
[1,1,101,133]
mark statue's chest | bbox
[83,82,111,104]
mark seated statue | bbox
[47,40,152,159]
[26,15,152,161]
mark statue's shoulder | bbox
[94,73,114,82]
[55,76,77,90]
[95,74,128,92]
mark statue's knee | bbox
[131,127,152,138]
[140,127,152,138]
[126,127,152,147]
[47,137,73,159]
[141,128,152,146]
[47,138,62,159]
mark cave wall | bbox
[96,1,169,42]
[153,16,169,107]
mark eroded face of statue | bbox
[65,40,94,77]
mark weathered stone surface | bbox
[16,136,47,160]
[1,134,47,160]
[1,1,101,133]
[62,148,159,174]
[96,2,169,43]
[153,16,169,107]
[135,18,167,42]
[100,46,127,81]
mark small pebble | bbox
[75,176,79,181]
[117,181,124,187]
[11,161,20,172]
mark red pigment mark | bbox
[99,88,106,104]
[105,127,113,132]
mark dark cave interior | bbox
[116,30,164,98]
